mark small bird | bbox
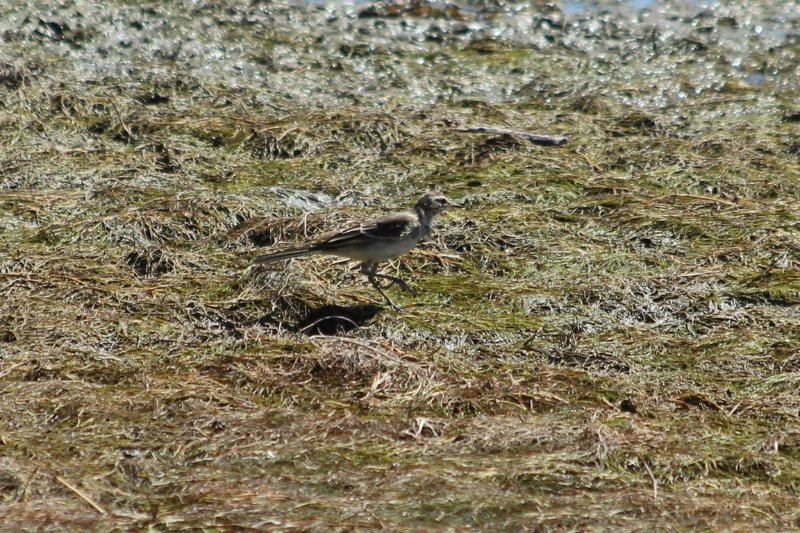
[253,192,452,309]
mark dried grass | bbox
[1,0,800,529]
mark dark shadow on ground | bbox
[294,304,382,335]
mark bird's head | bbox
[415,192,452,217]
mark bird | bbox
[253,192,452,309]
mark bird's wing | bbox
[361,212,419,240]
[313,212,418,249]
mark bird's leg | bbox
[360,262,413,293]
[372,273,413,293]
[361,263,402,310]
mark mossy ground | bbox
[1,0,799,530]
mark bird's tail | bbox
[253,247,319,265]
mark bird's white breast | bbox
[326,237,421,262]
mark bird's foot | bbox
[374,274,414,293]
[368,276,405,310]
[387,300,403,311]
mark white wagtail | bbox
[253,192,452,309]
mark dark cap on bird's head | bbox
[415,192,451,215]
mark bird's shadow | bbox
[293,303,383,335]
